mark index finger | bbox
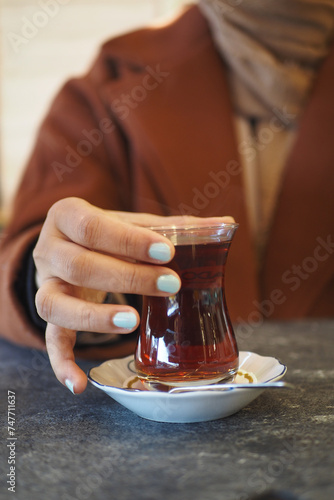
[49,198,175,264]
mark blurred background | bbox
[0,0,190,224]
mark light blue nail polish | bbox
[113,312,137,329]
[157,275,180,294]
[149,242,171,262]
[65,379,75,395]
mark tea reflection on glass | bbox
[135,222,239,390]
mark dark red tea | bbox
[135,241,239,386]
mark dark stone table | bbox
[0,320,333,500]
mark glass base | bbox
[138,368,238,392]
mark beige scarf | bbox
[199,0,334,123]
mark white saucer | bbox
[88,352,287,423]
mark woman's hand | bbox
[33,197,234,393]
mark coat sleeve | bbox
[0,56,133,349]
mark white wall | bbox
[0,0,190,219]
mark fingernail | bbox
[149,242,172,262]
[113,312,138,329]
[157,275,180,294]
[65,379,76,395]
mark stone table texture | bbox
[0,320,333,500]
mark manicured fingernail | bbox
[113,312,138,329]
[65,379,75,395]
[157,275,180,294]
[149,242,172,262]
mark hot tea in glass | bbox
[135,223,239,389]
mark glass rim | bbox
[144,222,239,232]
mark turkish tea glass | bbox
[135,222,239,389]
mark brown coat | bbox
[1,6,333,351]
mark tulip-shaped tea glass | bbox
[135,222,239,389]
